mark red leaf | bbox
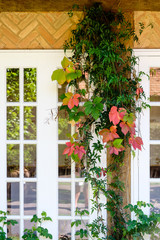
[109,106,120,125]
[128,122,136,135]
[129,135,143,150]
[109,146,124,155]
[74,145,86,160]
[119,108,127,120]
[120,121,130,135]
[63,93,81,109]
[97,167,107,178]
[136,87,143,96]
[99,126,119,143]
[63,142,75,156]
[68,94,81,109]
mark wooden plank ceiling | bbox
[2,0,160,12]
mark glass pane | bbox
[58,107,70,140]
[58,144,71,178]
[58,83,69,102]
[75,182,88,210]
[24,145,36,178]
[7,219,20,240]
[24,220,35,233]
[7,182,20,215]
[150,106,160,140]
[150,145,160,178]
[7,68,19,102]
[24,68,37,102]
[150,67,160,101]
[58,182,71,216]
[7,106,20,140]
[58,220,71,240]
[24,107,36,140]
[75,163,85,178]
[7,144,19,178]
[24,182,36,215]
[150,183,160,214]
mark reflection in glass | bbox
[58,107,70,140]
[58,145,71,178]
[58,182,71,216]
[150,106,160,140]
[24,182,36,215]
[150,183,160,214]
[24,107,36,140]
[75,163,85,178]
[58,83,69,102]
[7,106,20,140]
[7,68,19,102]
[75,221,88,240]
[58,220,71,240]
[7,182,20,215]
[150,145,160,178]
[24,68,37,102]
[7,144,19,178]
[150,68,160,102]
[24,145,36,178]
[24,220,35,234]
[75,182,88,211]
[7,219,20,240]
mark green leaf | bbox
[93,96,102,104]
[132,150,135,159]
[71,221,75,227]
[95,103,103,111]
[91,109,100,120]
[51,69,66,84]
[71,153,79,162]
[61,56,72,68]
[80,229,84,238]
[113,139,123,148]
[66,70,82,80]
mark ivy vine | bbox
[52,3,160,240]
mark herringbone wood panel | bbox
[134,11,160,48]
[0,12,82,49]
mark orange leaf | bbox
[99,126,119,143]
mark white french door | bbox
[0,50,91,240]
[133,50,160,215]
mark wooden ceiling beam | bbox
[1,0,160,12]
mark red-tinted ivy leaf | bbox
[99,126,119,143]
[63,142,75,156]
[109,106,120,125]
[109,139,125,155]
[109,146,124,155]
[120,121,130,135]
[74,145,86,160]
[119,108,127,120]
[63,92,81,109]
[136,87,143,96]
[129,135,143,150]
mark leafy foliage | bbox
[22,211,53,240]
[0,211,52,240]
[0,210,18,240]
[52,3,158,240]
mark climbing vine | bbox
[52,3,160,239]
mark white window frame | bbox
[0,50,105,240]
[0,50,64,238]
[132,49,160,215]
